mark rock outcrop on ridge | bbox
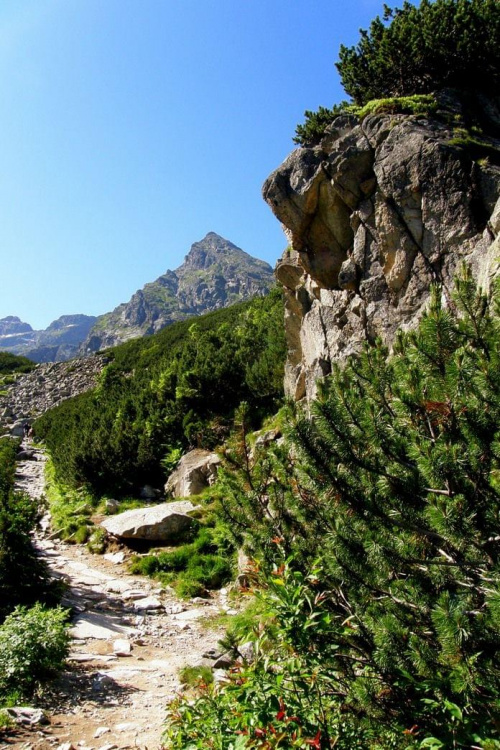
[263,92,500,402]
[81,232,274,353]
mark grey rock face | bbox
[81,232,275,353]
[164,449,221,498]
[0,315,33,336]
[263,95,500,401]
[100,500,199,541]
[0,314,97,362]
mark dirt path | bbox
[4,444,229,750]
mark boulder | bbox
[9,420,27,437]
[105,498,119,512]
[165,449,221,497]
[6,707,49,726]
[139,484,161,500]
[100,500,199,541]
[16,449,37,460]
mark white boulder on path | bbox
[100,500,199,541]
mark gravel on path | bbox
[2,442,230,750]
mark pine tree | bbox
[212,268,500,745]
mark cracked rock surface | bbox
[263,93,500,401]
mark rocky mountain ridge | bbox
[263,91,500,401]
[1,233,274,362]
[81,232,274,353]
[0,314,97,363]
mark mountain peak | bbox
[0,316,33,335]
[182,233,259,271]
[81,234,275,353]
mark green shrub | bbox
[129,527,233,598]
[0,604,69,700]
[337,0,500,105]
[35,290,286,497]
[0,352,35,375]
[293,102,353,145]
[169,269,500,747]
[86,527,108,554]
[0,439,58,620]
[293,94,438,145]
[294,0,500,145]
[43,459,97,543]
[179,665,214,688]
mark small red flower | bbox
[305,729,322,748]
[403,725,419,736]
[276,698,286,721]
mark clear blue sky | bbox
[0,0,386,329]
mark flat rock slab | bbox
[104,579,141,594]
[68,653,118,663]
[66,561,115,581]
[133,596,163,611]
[100,500,199,541]
[69,612,138,640]
[171,607,209,622]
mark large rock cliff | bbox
[263,93,500,401]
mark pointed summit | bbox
[81,233,274,353]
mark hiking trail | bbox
[5,443,230,750]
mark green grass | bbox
[44,459,97,543]
[354,94,437,119]
[129,526,234,599]
[448,130,500,164]
[179,665,214,688]
[0,709,14,731]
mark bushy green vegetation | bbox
[36,290,286,496]
[164,269,500,748]
[0,439,68,705]
[130,526,234,599]
[0,439,58,621]
[0,603,69,703]
[337,0,499,105]
[0,351,35,393]
[0,351,35,374]
[179,665,214,688]
[43,458,99,544]
[294,0,500,145]
[293,95,437,145]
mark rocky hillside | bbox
[0,354,107,437]
[263,91,500,401]
[0,314,97,363]
[81,232,274,353]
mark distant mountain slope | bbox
[0,314,97,363]
[81,232,274,353]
